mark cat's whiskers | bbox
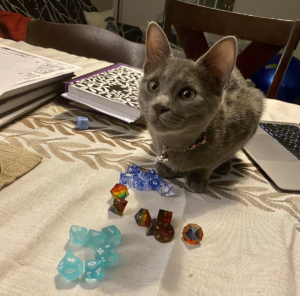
[160,118,183,127]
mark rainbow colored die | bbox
[110,184,129,199]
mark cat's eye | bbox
[179,89,196,101]
[148,80,160,92]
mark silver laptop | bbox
[244,121,300,191]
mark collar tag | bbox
[158,147,169,163]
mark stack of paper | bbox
[0,46,81,127]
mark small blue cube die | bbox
[77,116,89,130]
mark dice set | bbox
[57,224,121,281]
[134,208,175,243]
[119,166,175,196]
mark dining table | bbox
[0,37,300,296]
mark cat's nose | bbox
[153,104,170,117]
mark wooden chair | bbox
[163,0,300,99]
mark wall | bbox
[234,0,300,59]
[91,0,113,12]
[234,0,300,20]
[115,0,165,27]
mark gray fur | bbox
[138,22,265,193]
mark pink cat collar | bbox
[158,131,207,163]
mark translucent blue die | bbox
[143,169,157,179]
[57,249,84,281]
[126,165,141,176]
[69,225,88,245]
[101,225,121,246]
[159,182,173,196]
[85,229,106,250]
[85,260,104,280]
[148,176,163,191]
[133,175,148,191]
[94,243,118,267]
[119,173,133,188]
[77,116,89,130]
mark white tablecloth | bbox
[0,38,300,296]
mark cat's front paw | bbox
[155,161,176,178]
[214,159,232,175]
[185,170,209,193]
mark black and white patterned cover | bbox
[69,64,143,109]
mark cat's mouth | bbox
[148,111,185,132]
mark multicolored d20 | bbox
[110,184,129,199]
[134,208,152,227]
[182,223,203,245]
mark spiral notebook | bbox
[62,63,143,123]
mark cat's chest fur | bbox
[148,72,264,174]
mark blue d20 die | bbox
[101,225,121,246]
[126,165,141,176]
[133,175,148,191]
[77,116,89,130]
[119,173,134,188]
[57,249,84,281]
[148,176,163,191]
[85,229,106,250]
[159,182,173,196]
[85,260,104,280]
[94,243,118,267]
[143,169,157,179]
[69,225,88,245]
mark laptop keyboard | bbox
[259,122,300,160]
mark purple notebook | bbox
[63,63,143,122]
[67,63,142,107]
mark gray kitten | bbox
[138,22,265,193]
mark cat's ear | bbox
[197,36,237,92]
[144,22,173,73]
